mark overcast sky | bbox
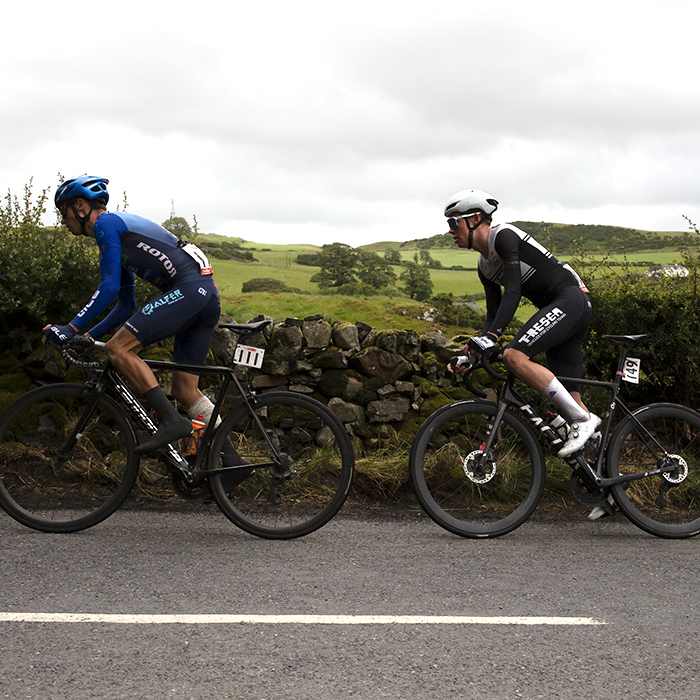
[3,0,699,246]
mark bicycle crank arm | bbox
[159,446,196,483]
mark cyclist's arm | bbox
[482,229,522,338]
[479,269,502,338]
[68,226,123,332]
[85,268,137,340]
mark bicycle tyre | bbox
[208,391,354,539]
[606,402,700,538]
[0,383,139,533]
[409,399,546,538]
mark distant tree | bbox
[400,261,434,301]
[416,249,443,269]
[296,252,321,266]
[384,249,402,265]
[310,243,359,288]
[162,216,192,240]
[357,251,397,290]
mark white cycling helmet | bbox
[444,189,499,218]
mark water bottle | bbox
[185,415,206,455]
[547,413,569,441]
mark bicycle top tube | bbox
[479,332,647,391]
[144,358,232,375]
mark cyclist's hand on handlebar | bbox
[448,354,475,377]
[42,323,76,346]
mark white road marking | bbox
[0,613,606,625]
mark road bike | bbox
[409,334,700,539]
[0,320,354,539]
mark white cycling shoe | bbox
[558,413,602,458]
[589,494,615,521]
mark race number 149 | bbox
[622,357,641,384]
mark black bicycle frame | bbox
[82,356,281,484]
[482,342,680,489]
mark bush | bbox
[429,293,485,328]
[199,240,258,262]
[296,253,320,266]
[241,277,305,294]
[581,239,700,406]
[0,181,99,338]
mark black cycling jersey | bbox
[478,224,587,337]
[477,223,592,389]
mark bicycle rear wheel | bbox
[208,392,354,539]
[0,384,139,533]
[606,403,700,538]
[409,400,545,538]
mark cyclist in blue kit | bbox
[44,176,224,456]
[445,188,601,460]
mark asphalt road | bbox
[0,504,698,699]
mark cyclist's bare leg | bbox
[503,348,590,416]
[171,371,205,412]
[106,328,192,453]
[105,327,156,394]
[504,348,601,457]
[106,329,202,409]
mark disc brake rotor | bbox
[463,450,496,484]
[662,454,688,484]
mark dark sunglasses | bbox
[447,214,470,230]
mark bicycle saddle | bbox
[601,334,647,347]
[219,320,271,335]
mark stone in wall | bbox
[263,323,304,375]
[366,395,412,423]
[312,348,349,369]
[327,397,366,424]
[302,314,333,349]
[349,347,411,384]
[318,369,364,403]
[332,321,360,351]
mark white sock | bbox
[542,378,588,424]
[187,395,221,427]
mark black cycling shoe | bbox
[219,436,255,492]
[135,416,193,455]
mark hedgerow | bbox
[0,180,98,335]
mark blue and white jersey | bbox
[70,212,212,333]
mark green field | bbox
[207,237,687,329]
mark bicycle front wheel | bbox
[606,403,700,538]
[409,400,545,538]
[208,392,354,539]
[0,384,139,533]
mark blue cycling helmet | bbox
[55,176,109,207]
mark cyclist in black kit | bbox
[44,176,229,457]
[445,188,601,459]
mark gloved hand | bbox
[44,324,77,346]
[468,335,496,354]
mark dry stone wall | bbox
[210,313,469,448]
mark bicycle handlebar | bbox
[57,336,106,370]
[479,348,508,381]
[448,346,508,398]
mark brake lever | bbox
[448,355,487,398]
